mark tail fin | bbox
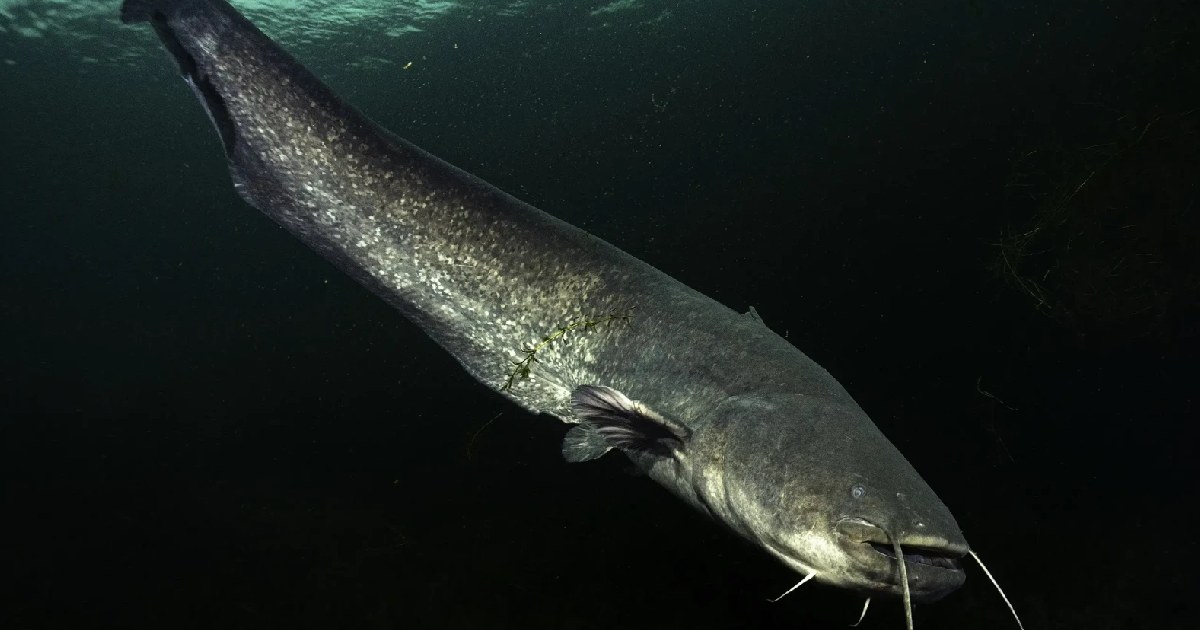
[120,0,162,23]
[120,0,201,24]
[119,0,239,157]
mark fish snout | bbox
[835,517,968,600]
[837,516,967,563]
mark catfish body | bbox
[122,0,969,602]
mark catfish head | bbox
[563,386,969,602]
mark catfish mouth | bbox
[867,541,962,571]
[836,518,967,600]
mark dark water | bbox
[2,1,1197,628]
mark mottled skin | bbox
[124,0,968,602]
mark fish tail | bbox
[119,0,205,24]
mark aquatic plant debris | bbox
[501,311,632,391]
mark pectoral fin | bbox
[562,422,612,462]
[562,385,691,462]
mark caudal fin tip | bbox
[120,0,167,24]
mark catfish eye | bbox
[851,484,866,499]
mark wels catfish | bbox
[119,1,1023,626]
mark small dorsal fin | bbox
[563,385,691,462]
[745,305,764,323]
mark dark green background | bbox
[2,1,1196,628]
